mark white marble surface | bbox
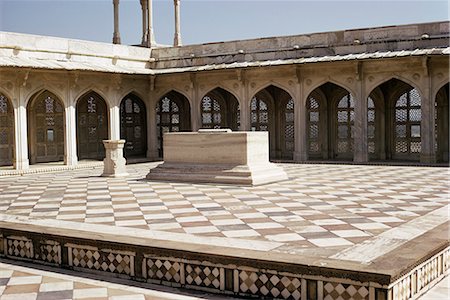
[331,205,450,263]
[0,213,282,253]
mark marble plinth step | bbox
[146,162,288,185]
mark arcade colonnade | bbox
[0,60,448,170]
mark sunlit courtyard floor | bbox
[0,162,448,299]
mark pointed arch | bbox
[120,93,147,158]
[75,88,110,109]
[250,81,295,101]
[154,87,192,110]
[24,86,66,109]
[435,82,449,163]
[366,75,424,103]
[367,78,422,161]
[305,82,354,161]
[76,91,109,160]
[304,78,356,103]
[27,90,65,164]
[200,87,240,130]
[118,89,147,103]
[251,84,294,160]
[156,90,191,158]
[0,92,14,166]
[201,85,241,106]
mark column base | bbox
[293,151,307,162]
[146,149,160,161]
[420,153,436,164]
[64,156,78,167]
[14,159,29,171]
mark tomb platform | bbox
[147,130,288,185]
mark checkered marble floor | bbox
[0,162,448,256]
[0,260,238,300]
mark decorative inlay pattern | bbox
[185,264,220,289]
[39,240,61,265]
[239,270,301,299]
[145,257,182,284]
[6,236,33,259]
[323,282,369,300]
[69,245,134,276]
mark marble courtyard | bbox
[0,0,449,299]
[0,162,448,299]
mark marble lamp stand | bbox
[102,140,129,177]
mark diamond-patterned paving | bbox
[0,162,448,255]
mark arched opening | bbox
[200,88,239,130]
[156,91,191,158]
[251,85,294,160]
[435,83,449,163]
[306,83,354,160]
[76,91,108,160]
[120,94,147,158]
[368,79,421,161]
[27,90,65,164]
[0,93,14,166]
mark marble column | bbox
[294,97,308,162]
[420,78,436,163]
[13,99,29,170]
[354,79,369,163]
[173,0,182,46]
[64,104,78,166]
[147,94,159,160]
[109,104,121,140]
[112,0,121,44]
[140,0,148,46]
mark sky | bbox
[0,0,448,46]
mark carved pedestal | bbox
[102,140,128,177]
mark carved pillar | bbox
[112,0,121,44]
[13,95,29,170]
[173,0,182,46]
[140,0,148,46]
